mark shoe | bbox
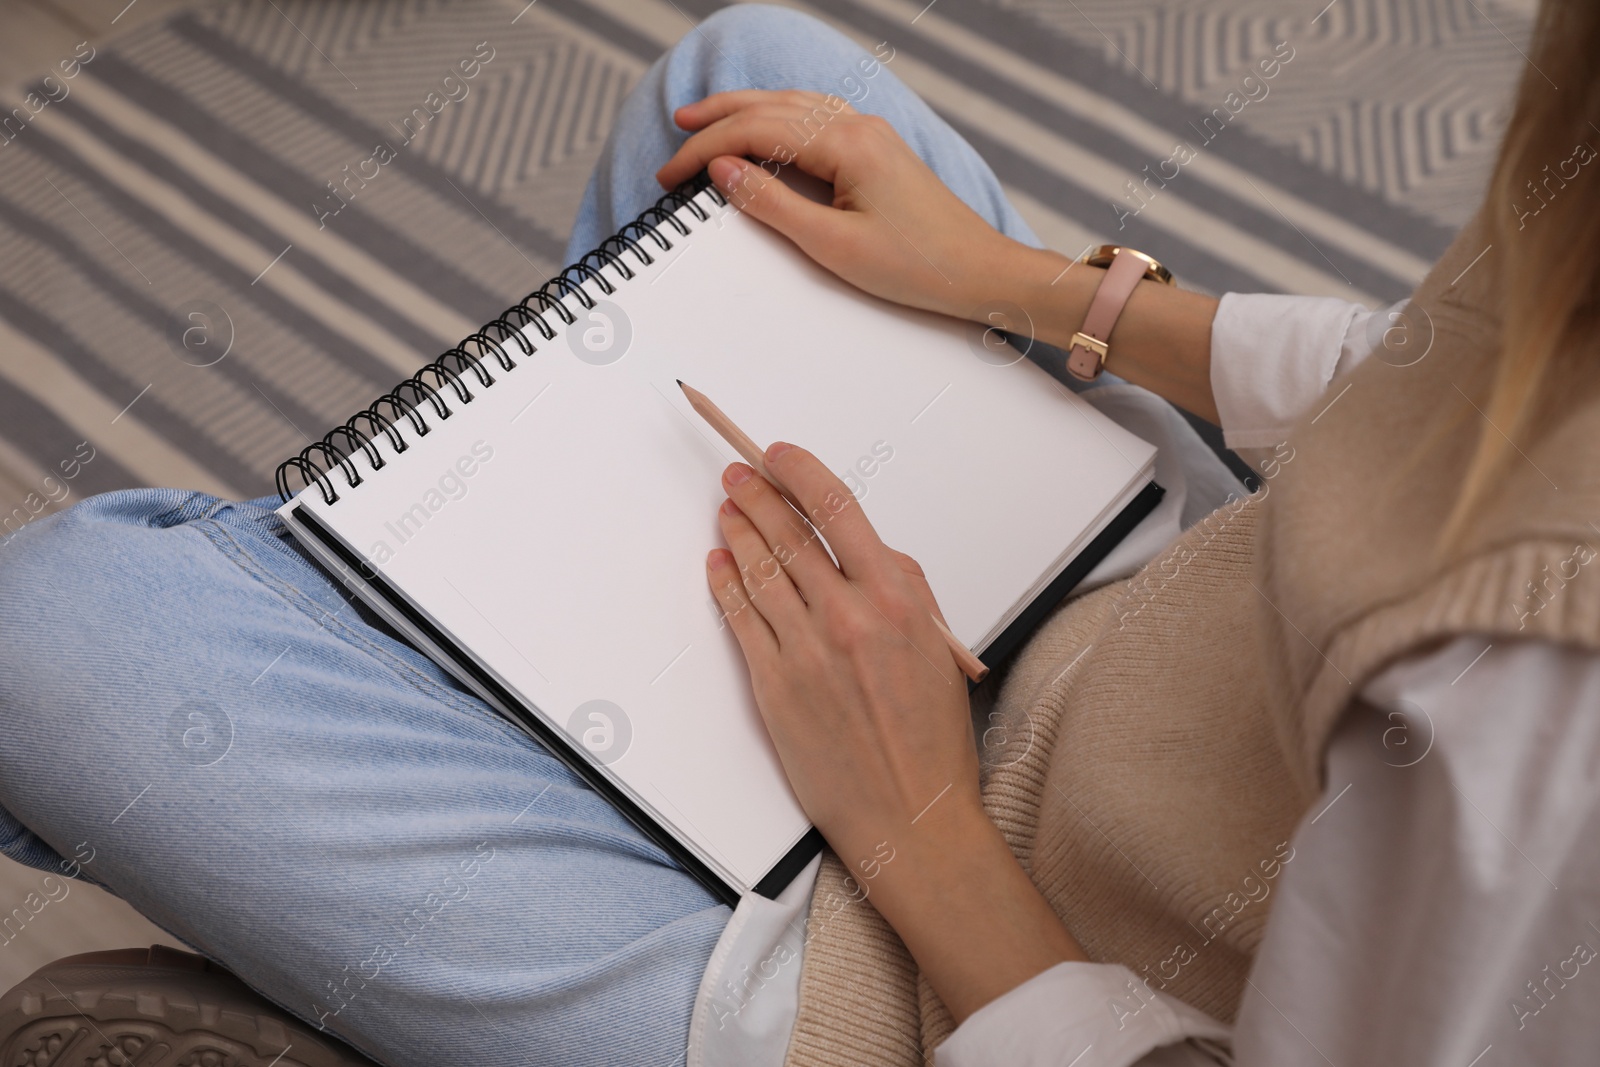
[0,945,379,1066]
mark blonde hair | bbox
[1443,0,1600,546]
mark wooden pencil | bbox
[677,380,796,506]
[678,379,989,684]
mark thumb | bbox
[707,155,837,244]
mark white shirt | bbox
[689,294,1600,1067]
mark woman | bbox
[2,3,1596,1066]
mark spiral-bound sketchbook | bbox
[274,178,1161,906]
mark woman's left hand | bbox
[657,90,1031,322]
[706,441,1086,1023]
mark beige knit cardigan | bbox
[782,211,1600,1065]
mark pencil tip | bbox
[675,378,684,387]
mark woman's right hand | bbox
[655,90,1047,322]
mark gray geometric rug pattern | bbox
[988,0,1529,225]
[0,0,1531,513]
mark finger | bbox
[673,89,841,132]
[718,495,808,633]
[721,459,846,601]
[706,547,777,659]
[657,109,848,189]
[657,110,791,188]
[763,442,892,582]
[705,156,850,261]
[672,90,777,132]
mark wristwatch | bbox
[1065,245,1174,381]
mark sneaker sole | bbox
[0,945,378,1067]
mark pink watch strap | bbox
[1065,250,1148,381]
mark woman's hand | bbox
[705,439,978,867]
[658,89,1228,423]
[656,90,1031,321]
[706,442,1085,1022]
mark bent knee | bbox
[0,490,266,847]
[2,488,220,562]
[693,4,862,68]
[677,5,899,110]
[695,4,829,41]
[0,488,217,616]
[0,489,257,704]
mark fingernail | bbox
[766,441,795,463]
[725,463,753,486]
[720,498,743,516]
[708,156,744,192]
[707,548,732,568]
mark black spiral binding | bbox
[275,174,724,506]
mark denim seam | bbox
[193,519,530,741]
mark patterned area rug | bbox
[0,0,1530,516]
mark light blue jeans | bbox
[0,8,1049,1066]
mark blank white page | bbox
[280,187,1155,894]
